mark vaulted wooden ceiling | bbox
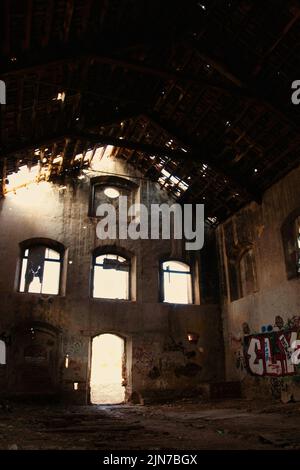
[1,0,300,224]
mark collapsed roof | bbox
[1,0,300,225]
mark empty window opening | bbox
[90,334,125,405]
[89,175,138,217]
[162,261,192,304]
[281,211,300,280]
[91,183,131,217]
[92,254,130,300]
[239,248,257,297]
[19,246,61,295]
[0,340,6,365]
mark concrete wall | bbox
[217,165,300,401]
[0,153,224,403]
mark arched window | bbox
[281,210,300,279]
[0,340,6,365]
[239,248,257,298]
[89,176,138,217]
[161,260,192,304]
[92,253,130,300]
[19,242,63,295]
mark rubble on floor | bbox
[0,398,300,450]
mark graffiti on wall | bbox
[270,377,285,398]
[244,329,300,377]
[133,345,155,375]
[231,317,300,378]
[63,335,83,355]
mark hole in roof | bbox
[53,155,62,164]
[5,165,39,193]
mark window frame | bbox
[88,176,138,218]
[238,246,258,299]
[281,208,300,280]
[17,238,66,296]
[91,250,132,301]
[160,259,194,305]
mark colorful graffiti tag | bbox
[244,330,300,377]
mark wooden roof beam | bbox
[2,0,10,56]
[252,7,300,76]
[63,0,74,43]
[192,41,300,132]
[0,130,259,203]
[0,53,253,100]
[142,112,260,203]
[42,0,54,47]
[23,0,33,51]
[80,0,93,35]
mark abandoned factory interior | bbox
[0,0,300,453]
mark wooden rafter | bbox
[0,53,251,100]
[23,0,33,51]
[2,0,10,56]
[0,130,258,202]
[42,0,54,47]
[63,0,74,43]
[1,0,300,222]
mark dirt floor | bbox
[0,398,300,450]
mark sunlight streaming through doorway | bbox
[90,334,125,404]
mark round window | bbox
[104,187,120,199]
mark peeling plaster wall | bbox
[0,156,223,403]
[217,165,300,400]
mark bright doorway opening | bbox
[90,333,125,404]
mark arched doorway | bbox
[90,333,125,404]
[9,322,60,396]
